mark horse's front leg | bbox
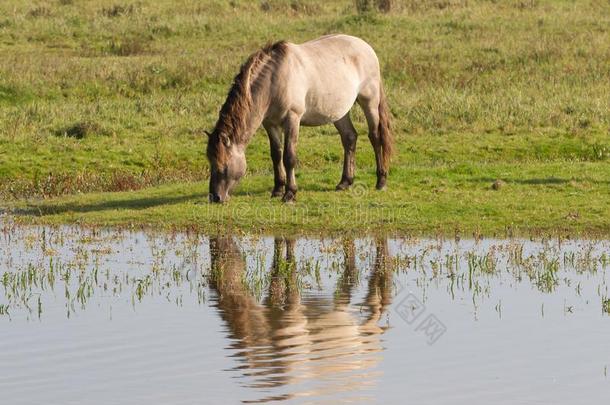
[334,114,358,190]
[264,123,285,198]
[281,112,300,203]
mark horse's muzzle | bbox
[209,193,223,203]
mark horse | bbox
[206,34,393,203]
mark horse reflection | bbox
[208,237,394,403]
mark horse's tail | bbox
[378,84,393,174]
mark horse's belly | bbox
[300,110,344,126]
[300,88,358,126]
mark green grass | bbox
[1,0,609,235]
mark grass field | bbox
[1,0,609,235]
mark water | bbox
[1,223,609,404]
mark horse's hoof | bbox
[271,189,283,198]
[282,191,296,203]
[376,178,387,190]
[335,182,351,191]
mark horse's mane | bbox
[208,41,288,166]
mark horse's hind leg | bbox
[281,112,301,203]
[358,93,386,190]
[264,123,286,198]
[334,113,358,191]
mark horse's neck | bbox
[240,78,272,147]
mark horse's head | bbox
[206,130,246,203]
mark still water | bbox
[1,223,609,404]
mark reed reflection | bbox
[209,237,394,403]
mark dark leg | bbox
[334,113,358,191]
[358,96,386,190]
[282,112,300,202]
[267,237,286,306]
[335,238,356,305]
[267,237,299,307]
[264,123,286,197]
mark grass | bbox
[0,0,609,235]
[2,225,608,319]
[603,297,610,315]
[1,225,608,321]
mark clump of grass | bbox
[0,84,32,105]
[101,4,138,18]
[27,6,51,18]
[591,144,609,161]
[106,36,151,56]
[53,121,108,139]
[150,24,175,38]
[515,0,539,10]
[603,297,610,315]
[355,0,392,13]
[401,0,469,12]
[467,251,497,275]
[260,0,321,15]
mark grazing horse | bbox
[206,34,393,203]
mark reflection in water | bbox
[2,225,610,404]
[209,237,393,403]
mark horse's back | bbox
[277,35,381,126]
[298,34,378,62]
[293,34,381,93]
